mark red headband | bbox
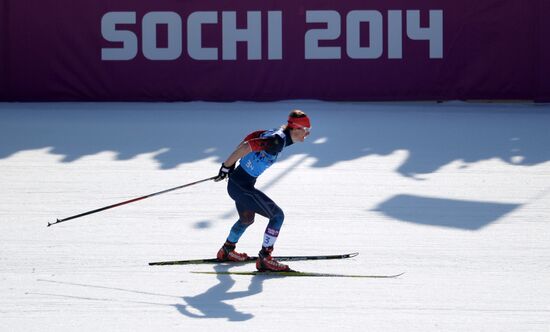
[287,115,311,129]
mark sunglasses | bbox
[296,126,311,135]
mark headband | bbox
[287,115,311,129]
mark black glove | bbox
[214,163,235,182]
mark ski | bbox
[149,252,358,266]
[192,271,404,279]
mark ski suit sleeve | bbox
[244,130,269,152]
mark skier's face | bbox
[291,126,310,142]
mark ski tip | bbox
[191,271,214,275]
[349,252,359,258]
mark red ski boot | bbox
[256,247,291,272]
[217,241,249,262]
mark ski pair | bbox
[149,252,403,278]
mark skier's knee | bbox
[239,210,255,225]
[271,208,284,226]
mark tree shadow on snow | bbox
[3,101,548,231]
[1,101,549,178]
[372,194,520,230]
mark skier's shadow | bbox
[37,266,282,322]
[175,264,282,321]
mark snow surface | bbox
[1,101,549,331]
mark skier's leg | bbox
[226,204,255,243]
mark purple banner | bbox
[538,0,550,101]
[1,0,548,101]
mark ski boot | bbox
[217,241,249,262]
[256,246,291,272]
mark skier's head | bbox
[287,110,311,142]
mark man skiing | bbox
[214,110,311,272]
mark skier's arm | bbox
[223,141,252,167]
[214,141,252,182]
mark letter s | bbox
[101,12,138,61]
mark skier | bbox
[214,110,311,272]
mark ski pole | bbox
[49,176,217,227]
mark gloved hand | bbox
[214,163,235,182]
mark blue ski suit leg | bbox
[225,172,284,244]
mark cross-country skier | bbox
[214,110,311,272]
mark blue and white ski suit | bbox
[225,128,293,247]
